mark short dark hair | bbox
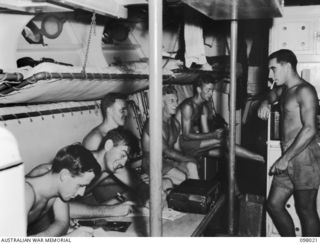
[51,144,101,177]
[193,74,214,94]
[163,85,177,96]
[99,127,140,157]
[268,49,298,71]
[101,93,127,119]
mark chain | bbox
[82,12,96,75]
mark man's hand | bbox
[140,173,150,184]
[257,101,271,120]
[212,128,225,139]
[67,226,94,237]
[111,201,135,216]
[269,156,289,176]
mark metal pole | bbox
[228,2,238,235]
[148,0,163,237]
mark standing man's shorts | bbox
[272,139,320,191]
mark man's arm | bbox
[163,140,197,163]
[25,183,35,221]
[69,201,132,219]
[281,86,318,161]
[181,104,221,140]
[32,198,69,237]
[163,120,197,163]
[258,86,284,120]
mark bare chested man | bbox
[83,93,128,151]
[176,74,265,162]
[70,127,138,219]
[25,144,101,237]
[142,85,199,189]
[82,93,135,191]
[258,49,320,236]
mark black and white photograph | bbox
[0,0,320,240]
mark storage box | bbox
[167,179,221,214]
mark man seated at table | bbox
[70,127,144,218]
[142,85,199,192]
[25,144,101,237]
[175,74,265,162]
[82,92,137,194]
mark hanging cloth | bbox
[184,7,208,69]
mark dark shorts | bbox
[179,136,202,157]
[272,139,320,191]
[142,153,179,175]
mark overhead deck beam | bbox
[181,0,283,20]
[43,0,128,18]
[0,0,72,13]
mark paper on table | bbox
[128,207,186,221]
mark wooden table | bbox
[87,195,225,237]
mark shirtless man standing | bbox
[142,85,199,188]
[83,93,128,151]
[258,49,320,236]
[25,144,101,236]
[176,74,264,162]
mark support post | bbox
[148,0,163,237]
[228,5,238,235]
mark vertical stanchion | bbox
[148,0,163,237]
[228,0,238,235]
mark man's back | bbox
[25,164,58,225]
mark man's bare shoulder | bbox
[179,98,194,117]
[179,97,193,109]
[26,163,52,178]
[296,82,318,101]
[82,126,104,150]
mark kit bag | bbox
[167,179,221,214]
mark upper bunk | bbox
[0,0,283,104]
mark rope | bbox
[81,12,96,75]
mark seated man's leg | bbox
[267,181,295,236]
[234,144,265,162]
[207,148,223,157]
[180,136,221,157]
[173,161,199,180]
[199,138,222,149]
[294,189,320,236]
[185,162,199,179]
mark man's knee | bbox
[186,161,197,170]
[164,168,186,185]
[266,197,283,214]
[185,162,199,179]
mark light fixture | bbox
[41,14,64,39]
